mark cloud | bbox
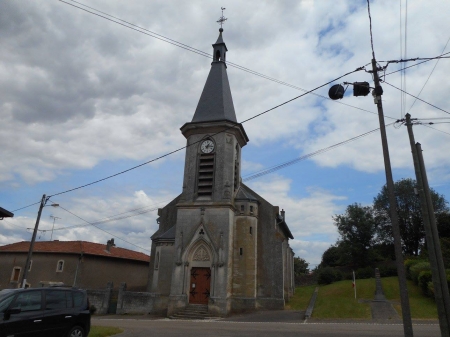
[1,0,450,264]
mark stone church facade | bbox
[147,28,295,317]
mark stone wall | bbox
[116,283,167,315]
[87,282,112,315]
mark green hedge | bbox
[409,262,431,285]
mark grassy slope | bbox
[289,277,439,319]
[381,276,438,319]
[288,279,375,318]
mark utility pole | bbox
[371,59,413,337]
[21,194,48,288]
[405,114,450,336]
[407,116,450,333]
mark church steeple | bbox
[191,28,237,123]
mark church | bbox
[147,28,295,317]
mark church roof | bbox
[152,226,176,240]
[235,185,258,202]
[191,30,237,123]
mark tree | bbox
[333,203,376,268]
[294,257,309,276]
[373,178,448,256]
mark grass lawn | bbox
[285,285,316,310]
[313,278,375,319]
[381,276,438,319]
[88,326,123,337]
[287,279,375,318]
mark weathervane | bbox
[217,7,227,28]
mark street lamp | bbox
[21,195,59,288]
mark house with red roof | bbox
[0,239,150,291]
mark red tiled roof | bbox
[0,241,150,263]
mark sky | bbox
[1,0,450,267]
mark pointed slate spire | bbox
[191,29,237,123]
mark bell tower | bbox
[179,28,248,203]
[168,27,249,316]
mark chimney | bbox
[106,238,115,252]
[281,209,285,221]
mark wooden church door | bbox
[189,267,211,304]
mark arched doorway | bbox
[188,243,212,304]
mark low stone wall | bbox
[116,283,167,315]
[87,285,112,315]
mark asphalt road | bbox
[92,317,441,337]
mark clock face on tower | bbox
[200,140,215,153]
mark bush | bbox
[409,261,430,284]
[89,305,97,315]
[317,267,342,285]
[355,266,374,279]
[404,258,422,280]
[418,271,433,297]
[378,264,397,277]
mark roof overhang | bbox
[180,120,249,148]
[0,207,14,219]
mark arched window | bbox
[216,50,221,61]
[56,260,64,272]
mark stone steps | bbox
[169,304,216,320]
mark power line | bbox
[407,36,450,114]
[42,67,364,199]
[60,0,379,116]
[382,80,450,115]
[243,123,392,182]
[53,202,150,252]
[12,201,41,213]
[383,52,450,77]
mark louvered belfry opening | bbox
[197,153,215,197]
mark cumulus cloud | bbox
[1,0,450,264]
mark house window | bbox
[240,205,244,213]
[11,267,21,282]
[250,206,254,213]
[28,260,33,272]
[56,260,64,272]
[155,252,160,270]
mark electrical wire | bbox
[41,66,364,199]
[53,203,150,252]
[243,123,393,181]
[407,36,450,114]
[382,80,450,115]
[1,219,29,230]
[423,124,450,137]
[60,0,379,117]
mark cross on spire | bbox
[217,7,227,29]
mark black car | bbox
[0,287,91,337]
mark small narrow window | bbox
[28,260,33,272]
[239,248,243,256]
[155,252,160,270]
[249,227,253,235]
[11,267,21,282]
[216,50,221,61]
[240,205,244,212]
[56,260,64,272]
[250,206,254,213]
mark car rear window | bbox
[73,291,85,308]
[45,290,70,310]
